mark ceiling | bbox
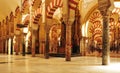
[0,0,21,22]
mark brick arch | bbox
[112,7,120,15]
[9,12,14,33]
[22,14,30,25]
[47,0,79,19]
[89,11,102,23]
[32,0,42,9]
[89,12,102,43]
[94,34,102,43]
[5,16,8,27]
[89,20,102,33]
[5,16,9,36]
[9,12,14,21]
[49,24,61,53]
[2,20,5,36]
[22,9,42,25]
[21,0,30,13]
[15,6,21,16]
[89,8,120,44]
[15,6,21,32]
[33,8,42,24]
[47,0,63,19]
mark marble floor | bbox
[0,54,120,73]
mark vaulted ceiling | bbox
[0,0,21,21]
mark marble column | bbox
[31,30,36,57]
[10,37,13,55]
[81,37,86,56]
[65,22,72,61]
[60,19,66,53]
[39,23,46,54]
[102,15,110,65]
[15,36,19,55]
[44,26,50,59]
[98,0,111,65]
[44,0,51,59]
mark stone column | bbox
[116,26,119,53]
[61,20,66,47]
[81,37,86,56]
[65,22,72,61]
[15,36,19,55]
[60,19,66,53]
[102,15,110,65]
[15,38,19,55]
[0,39,3,53]
[98,0,111,65]
[44,25,50,59]
[22,34,26,56]
[10,37,13,55]
[72,7,81,54]
[39,23,46,54]
[31,30,36,57]
[62,0,74,61]
[31,22,39,57]
[15,29,21,55]
[44,0,51,59]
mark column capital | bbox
[99,10,109,16]
[31,23,39,31]
[98,0,111,16]
[62,14,68,24]
[62,16,75,26]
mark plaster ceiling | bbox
[0,0,21,21]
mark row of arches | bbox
[0,0,120,58]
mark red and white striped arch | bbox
[89,11,102,23]
[21,0,30,13]
[22,14,34,25]
[47,0,63,19]
[89,20,102,33]
[93,28,102,43]
[94,34,102,43]
[22,8,42,25]
[112,8,120,15]
[47,0,79,19]
[33,8,42,24]
[69,0,79,10]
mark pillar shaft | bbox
[32,30,36,57]
[45,31,49,59]
[22,35,25,56]
[102,15,110,65]
[44,25,50,59]
[15,36,20,55]
[65,24,72,61]
[44,0,51,59]
[39,23,45,54]
[61,21,66,48]
[98,0,111,65]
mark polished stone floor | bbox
[0,54,120,73]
